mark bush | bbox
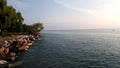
[2,32,12,37]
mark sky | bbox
[7,0,120,30]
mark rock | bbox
[0,60,7,64]
[10,52,16,57]
[27,43,33,46]
[19,45,28,51]
[0,34,42,68]
[0,47,4,53]
[8,63,14,68]
[0,60,13,68]
[10,56,15,61]
[4,48,9,55]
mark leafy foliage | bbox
[32,23,44,35]
[23,23,44,35]
[0,0,44,36]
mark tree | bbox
[32,22,44,35]
[6,6,17,33]
[0,0,7,35]
[15,11,24,33]
[23,24,33,34]
[0,0,24,35]
[22,22,44,35]
[0,0,44,36]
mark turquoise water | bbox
[15,29,120,68]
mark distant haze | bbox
[8,0,120,30]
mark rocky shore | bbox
[0,35,42,68]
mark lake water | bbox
[14,29,120,68]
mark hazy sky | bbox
[7,0,120,30]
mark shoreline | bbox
[0,35,25,43]
[0,34,42,68]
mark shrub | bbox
[2,32,12,37]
